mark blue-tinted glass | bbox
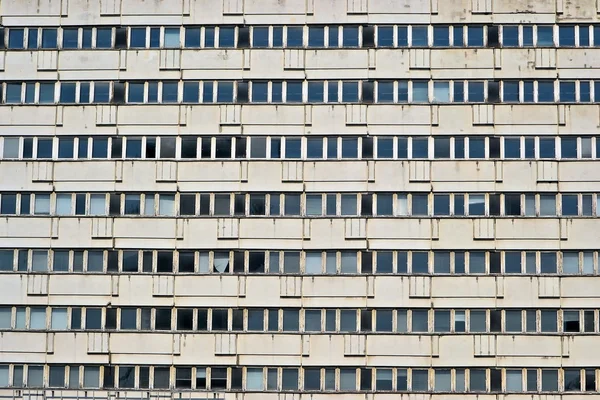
[579,26,590,46]
[468,81,484,102]
[377,138,393,158]
[537,26,554,46]
[538,81,555,102]
[539,138,555,158]
[252,27,269,47]
[523,26,533,46]
[467,26,484,46]
[523,81,534,102]
[285,138,301,158]
[343,26,359,47]
[327,82,339,102]
[504,138,520,158]
[41,28,57,48]
[94,82,110,103]
[58,139,74,158]
[412,252,429,273]
[342,82,359,102]
[595,26,600,47]
[287,27,303,47]
[273,27,283,47]
[217,82,234,102]
[162,82,178,103]
[327,138,338,158]
[398,81,409,102]
[412,138,429,158]
[378,26,393,46]
[559,26,575,46]
[308,81,324,102]
[62,28,78,48]
[580,82,591,102]
[96,28,112,48]
[272,82,283,102]
[328,26,339,47]
[286,82,303,103]
[434,137,450,158]
[130,28,146,47]
[378,81,394,102]
[60,83,76,103]
[396,26,408,46]
[469,138,485,158]
[92,138,108,158]
[204,27,214,47]
[5,83,22,103]
[412,26,428,46]
[503,26,518,47]
[561,137,577,158]
[454,137,465,158]
[252,82,268,102]
[307,138,323,158]
[164,28,180,48]
[203,82,213,103]
[78,138,89,158]
[147,82,158,103]
[8,29,24,49]
[341,138,358,158]
[560,82,576,102]
[39,83,55,103]
[126,139,142,158]
[524,138,535,158]
[503,81,519,102]
[454,82,464,102]
[183,82,199,102]
[398,137,408,158]
[452,26,464,46]
[433,26,450,46]
[82,28,93,48]
[308,26,324,47]
[412,81,428,102]
[80,82,90,103]
[219,27,235,47]
[127,83,144,103]
[37,139,53,158]
[27,29,39,49]
[25,83,35,103]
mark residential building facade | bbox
[0,0,599,398]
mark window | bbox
[184,27,200,47]
[503,25,519,47]
[343,26,359,47]
[412,26,428,46]
[8,29,25,49]
[164,28,180,48]
[378,26,393,47]
[62,28,79,48]
[286,81,303,102]
[467,26,484,46]
[41,28,58,48]
[560,81,576,102]
[308,81,324,102]
[412,369,428,391]
[253,27,269,47]
[433,26,450,46]
[559,25,575,46]
[219,27,235,47]
[468,81,485,102]
[308,26,324,47]
[470,310,486,332]
[434,370,451,391]
[470,369,487,391]
[412,81,428,102]
[342,81,359,102]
